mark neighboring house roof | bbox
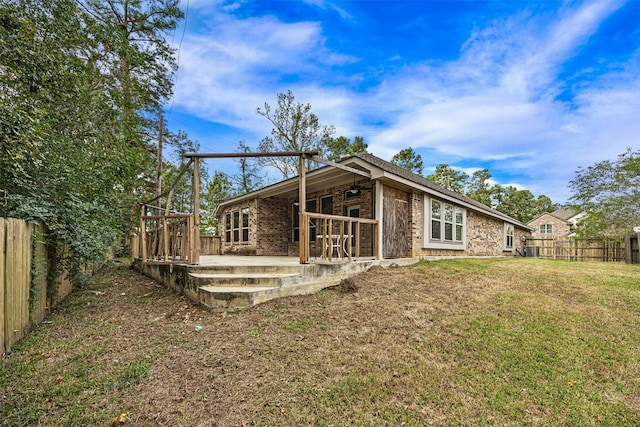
[527,207,581,226]
[217,152,533,231]
[549,207,579,221]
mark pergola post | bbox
[193,157,200,264]
[299,154,308,264]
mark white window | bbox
[232,211,240,242]
[504,223,514,250]
[424,197,466,249]
[241,208,249,242]
[225,208,250,243]
[540,224,553,234]
[225,213,231,242]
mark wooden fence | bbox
[1,218,76,354]
[525,237,637,263]
[200,236,222,256]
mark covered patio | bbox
[137,151,380,266]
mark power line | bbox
[167,0,190,117]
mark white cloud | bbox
[360,0,635,201]
[171,0,637,202]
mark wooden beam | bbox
[310,155,372,178]
[184,151,319,159]
[141,158,194,207]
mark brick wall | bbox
[528,213,571,239]
[218,199,258,255]
[218,179,377,257]
[256,198,290,256]
[412,199,531,258]
[218,182,530,259]
[409,191,423,256]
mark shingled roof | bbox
[349,152,532,230]
[217,152,533,230]
[549,207,579,221]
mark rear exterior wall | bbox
[218,180,376,257]
[409,195,531,258]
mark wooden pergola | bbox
[141,151,368,265]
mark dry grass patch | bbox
[2,258,640,426]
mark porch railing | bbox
[302,212,379,263]
[139,214,196,263]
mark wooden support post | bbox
[373,222,379,260]
[193,157,200,265]
[339,221,345,260]
[375,183,383,260]
[355,220,360,259]
[346,220,352,262]
[328,218,333,262]
[162,217,169,262]
[187,215,195,262]
[321,219,328,260]
[299,155,308,264]
[181,218,188,261]
[172,222,179,260]
[140,206,147,263]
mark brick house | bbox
[216,153,533,260]
[527,208,584,239]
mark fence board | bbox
[0,219,5,353]
[4,219,29,352]
[4,219,16,353]
[200,236,221,255]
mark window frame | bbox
[504,223,515,251]
[225,208,250,244]
[225,213,231,243]
[232,210,240,242]
[423,196,466,250]
[241,208,249,242]
[321,195,333,215]
[540,224,553,234]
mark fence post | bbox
[0,218,5,354]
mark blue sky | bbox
[165,0,640,203]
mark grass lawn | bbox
[2,258,640,426]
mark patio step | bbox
[188,265,305,275]
[198,286,281,310]
[191,268,311,310]
[189,272,301,288]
